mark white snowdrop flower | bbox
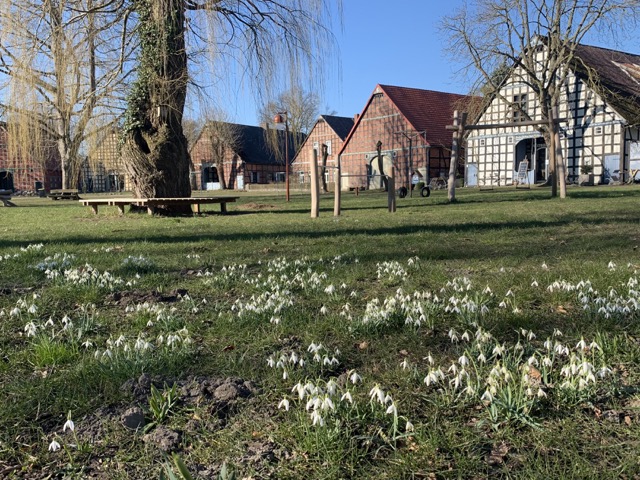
[24,322,37,337]
[385,402,397,416]
[349,371,362,384]
[63,418,75,432]
[512,307,521,314]
[61,315,71,325]
[324,284,336,295]
[425,353,434,365]
[340,283,347,289]
[597,367,612,378]
[102,349,113,359]
[499,267,505,273]
[298,358,305,367]
[10,307,20,317]
[498,301,507,308]
[481,390,494,403]
[82,340,93,349]
[326,379,338,396]
[282,370,288,380]
[576,338,588,351]
[553,328,563,337]
[146,320,154,327]
[477,353,487,364]
[278,398,290,411]
[589,341,601,351]
[405,420,414,432]
[483,286,492,294]
[369,384,385,404]
[461,331,471,342]
[48,439,61,452]
[608,261,617,271]
[506,289,514,297]
[310,410,324,427]
[321,396,335,411]
[350,290,357,298]
[458,355,469,367]
[492,344,505,356]
[400,359,411,370]
[448,329,459,343]
[531,280,539,287]
[341,391,353,404]
[320,305,328,315]
[541,262,549,270]
[526,387,534,397]
[270,316,280,325]
[28,304,38,315]
[542,356,553,367]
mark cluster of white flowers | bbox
[266,342,340,380]
[34,253,76,271]
[121,255,155,269]
[93,327,192,365]
[45,264,133,290]
[376,257,419,283]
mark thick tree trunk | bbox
[122,0,192,212]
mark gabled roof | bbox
[320,115,355,140]
[340,85,475,153]
[195,122,301,165]
[572,43,640,125]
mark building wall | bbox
[84,132,132,192]
[291,119,343,186]
[466,48,633,186]
[339,93,452,190]
[0,126,61,192]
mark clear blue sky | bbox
[205,0,640,127]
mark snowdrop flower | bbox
[537,388,547,398]
[405,420,414,432]
[320,305,328,315]
[458,355,469,367]
[63,418,75,432]
[483,286,492,294]
[461,331,471,342]
[24,322,37,337]
[385,402,398,416]
[477,353,487,364]
[400,359,411,370]
[28,304,38,315]
[10,307,20,317]
[531,280,539,287]
[278,398,290,411]
[341,391,353,404]
[481,390,494,403]
[349,371,362,384]
[576,338,588,351]
[369,384,385,404]
[82,340,93,349]
[425,353,434,365]
[541,262,549,270]
[310,410,324,426]
[324,284,335,295]
[48,439,61,452]
[608,261,617,271]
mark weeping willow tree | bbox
[0,0,131,189]
[121,0,340,208]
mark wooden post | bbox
[334,154,341,216]
[310,147,320,218]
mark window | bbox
[512,94,528,122]
[325,141,332,155]
[274,172,285,183]
[250,171,259,183]
[299,172,305,184]
[595,126,603,135]
[479,139,486,146]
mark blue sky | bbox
[203,0,640,127]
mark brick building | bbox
[338,85,473,191]
[82,131,131,192]
[290,115,355,189]
[0,122,61,192]
[190,122,301,190]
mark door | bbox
[466,164,478,187]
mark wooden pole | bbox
[334,154,341,216]
[310,147,320,218]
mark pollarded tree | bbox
[121,0,340,208]
[443,0,640,198]
[0,0,131,189]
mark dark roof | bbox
[320,115,354,140]
[201,122,301,165]
[379,85,473,146]
[572,43,640,124]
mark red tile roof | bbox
[378,85,474,146]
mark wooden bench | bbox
[80,197,238,215]
[0,189,15,207]
[49,189,81,200]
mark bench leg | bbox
[192,203,200,214]
[220,202,227,214]
[117,205,125,216]
[90,205,98,215]
[147,206,155,216]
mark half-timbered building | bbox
[465,43,640,187]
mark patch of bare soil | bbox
[106,288,189,307]
[242,202,279,211]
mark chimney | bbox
[354,113,360,122]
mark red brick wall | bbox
[339,94,454,190]
[0,126,61,192]
[291,119,342,185]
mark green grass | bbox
[1,185,640,478]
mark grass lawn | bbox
[1,185,640,479]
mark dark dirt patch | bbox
[106,288,189,307]
[243,202,279,211]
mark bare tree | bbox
[443,0,640,198]
[121,1,340,210]
[201,110,240,190]
[259,85,321,155]
[0,0,131,189]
